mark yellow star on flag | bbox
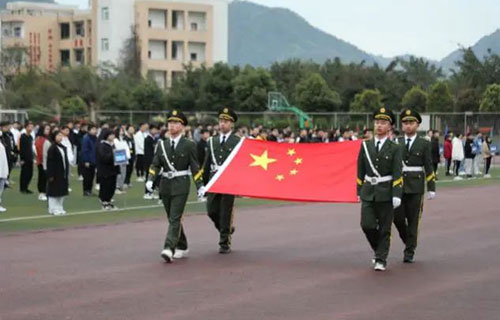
[290,169,298,176]
[250,150,277,171]
[276,174,285,181]
[287,149,296,156]
[294,158,303,165]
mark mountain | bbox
[439,29,500,73]
[229,1,381,67]
[0,0,54,8]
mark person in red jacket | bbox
[34,124,51,201]
[443,133,453,176]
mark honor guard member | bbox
[357,107,403,271]
[393,109,436,263]
[202,107,241,254]
[146,110,204,263]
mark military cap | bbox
[218,107,238,122]
[400,108,422,124]
[167,109,188,126]
[373,107,396,124]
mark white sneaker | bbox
[68,188,72,193]
[152,193,160,200]
[136,177,145,182]
[0,206,7,212]
[484,174,492,178]
[78,175,84,181]
[95,184,100,191]
[115,189,124,195]
[38,194,47,201]
[143,193,153,200]
[374,262,386,271]
[161,249,173,263]
[173,249,189,259]
[453,176,463,181]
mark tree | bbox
[401,86,428,112]
[479,84,500,112]
[198,63,238,110]
[119,25,142,80]
[398,56,443,89]
[427,81,454,112]
[232,66,276,111]
[350,89,383,112]
[293,73,341,112]
[131,80,166,111]
[271,59,319,105]
[455,88,481,112]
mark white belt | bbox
[210,164,220,173]
[162,170,190,179]
[403,166,424,172]
[364,175,393,185]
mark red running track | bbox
[1,184,500,320]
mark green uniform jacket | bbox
[357,138,403,202]
[148,136,203,196]
[398,136,436,194]
[203,134,241,180]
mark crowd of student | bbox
[0,119,494,214]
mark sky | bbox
[56,0,500,61]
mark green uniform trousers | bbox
[360,201,394,263]
[393,193,424,258]
[207,193,235,248]
[162,193,189,251]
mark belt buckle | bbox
[166,172,174,179]
[370,177,378,185]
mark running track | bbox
[1,184,499,320]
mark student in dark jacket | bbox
[143,125,159,198]
[19,122,35,194]
[96,129,120,210]
[46,130,69,215]
[124,125,136,187]
[1,122,17,177]
[463,133,474,178]
[431,130,441,179]
[81,125,98,196]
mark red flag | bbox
[205,139,362,203]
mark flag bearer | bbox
[202,107,241,254]
[357,107,403,271]
[146,110,204,263]
[393,109,436,263]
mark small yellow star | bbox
[276,174,285,181]
[250,150,277,171]
[290,169,298,176]
[287,149,296,156]
[294,158,303,165]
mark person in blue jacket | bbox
[81,124,98,196]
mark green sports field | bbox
[0,166,498,233]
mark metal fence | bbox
[12,109,500,137]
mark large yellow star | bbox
[287,149,296,156]
[294,158,303,165]
[250,150,277,171]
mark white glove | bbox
[428,191,436,200]
[392,197,402,209]
[145,181,153,193]
[197,186,207,199]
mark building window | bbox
[74,21,85,37]
[60,50,70,67]
[190,53,197,61]
[14,27,22,38]
[102,7,109,20]
[191,23,198,31]
[60,23,70,39]
[74,49,84,65]
[172,41,183,60]
[101,38,109,51]
[172,11,184,30]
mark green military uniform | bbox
[203,108,241,253]
[357,108,403,269]
[393,109,436,262]
[147,110,203,261]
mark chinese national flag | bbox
[205,139,362,203]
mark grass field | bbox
[0,165,499,233]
